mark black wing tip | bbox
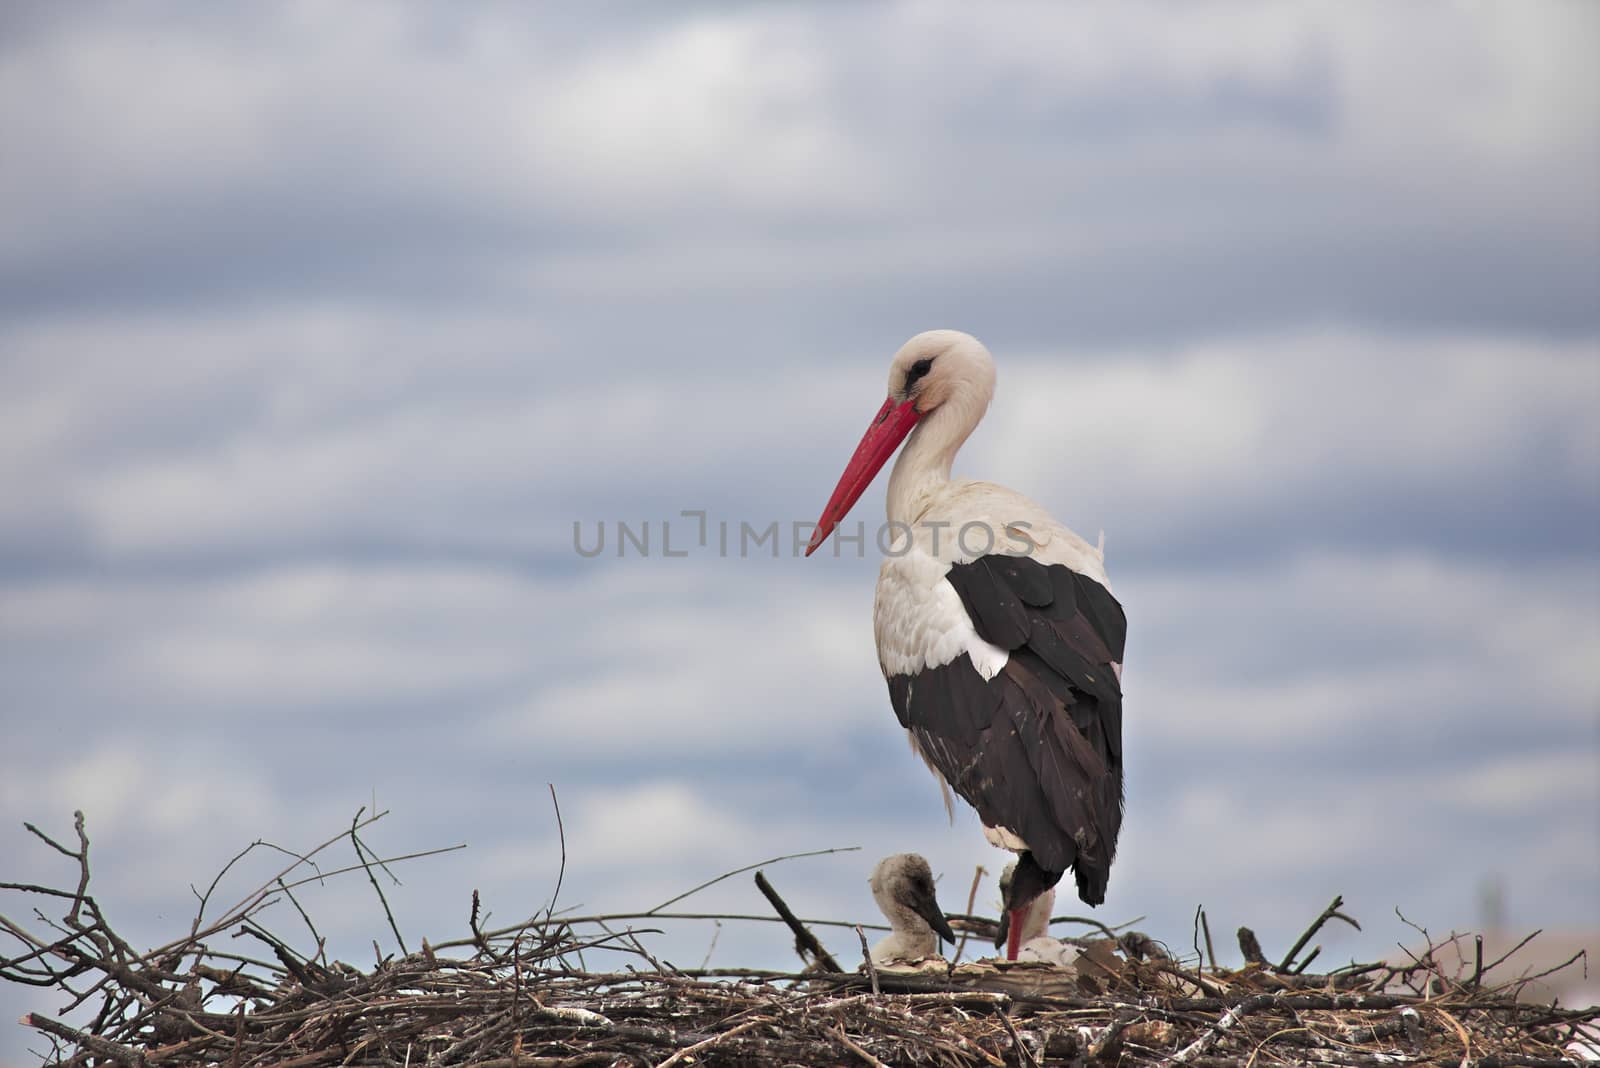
[1074,863,1110,907]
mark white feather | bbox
[874,545,1008,678]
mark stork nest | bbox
[4,811,1595,1068]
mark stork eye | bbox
[905,357,935,389]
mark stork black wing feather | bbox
[941,558,1031,649]
[885,554,1127,906]
[1072,571,1128,662]
[987,554,1055,607]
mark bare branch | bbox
[645,845,860,915]
[754,870,843,973]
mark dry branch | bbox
[753,870,843,973]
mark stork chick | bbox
[868,854,957,964]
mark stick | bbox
[854,926,879,996]
[434,910,891,951]
[275,845,467,895]
[653,1019,762,1068]
[1278,895,1359,972]
[999,1009,1041,1068]
[349,811,407,954]
[1481,928,1541,976]
[23,1013,144,1068]
[647,846,860,915]
[1170,993,1274,1063]
[67,813,91,927]
[833,1024,889,1068]
[200,810,390,936]
[275,877,323,952]
[952,864,986,965]
[1237,927,1268,965]
[189,840,267,940]
[544,784,566,924]
[469,890,490,956]
[753,871,842,973]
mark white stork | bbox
[806,329,1127,961]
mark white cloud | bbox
[1122,550,1600,741]
[1,2,1592,292]
[980,330,1599,545]
[0,741,282,896]
[4,316,1593,567]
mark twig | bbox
[1481,928,1542,976]
[697,920,722,971]
[349,809,407,954]
[833,1023,889,1068]
[1089,1010,1140,1060]
[235,924,328,991]
[1278,895,1359,972]
[200,809,390,935]
[226,1004,244,1068]
[854,926,879,996]
[275,877,323,954]
[21,820,80,860]
[998,1009,1041,1068]
[511,933,523,1052]
[68,812,91,926]
[435,910,889,951]
[754,871,842,973]
[23,1013,144,1068]
[22,814,94,931]
[190,840,267,940]
[1153,961,1224,999]
[653,1018,762,1068]
[1435,1005,1472,1065]
[470,890,490,956]
[952,864,987,965]
[275,845,466,895]
[1512,947,1588,988]
[1171,993,1274,1062]
[1238,927,1268,965]
[1052,913,1122,940]
[544,783,566,925]
[646,845,860,915]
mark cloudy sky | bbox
[2,2,1597,1060]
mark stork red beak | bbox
[805,396,921,556]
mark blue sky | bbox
[2,3,1598,1061]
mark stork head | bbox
[806,330,995,556]
[869,853,957,946]
[885,329,996,417]
[995,853,1062,960]
[995,859,1058,959]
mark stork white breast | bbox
[873,547,1009,679]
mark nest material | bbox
[4,812,1595,1068]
